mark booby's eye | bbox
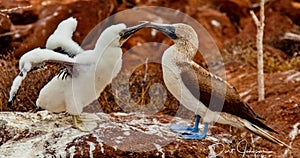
[119,31,125,37]
[163,26,178,40]
[19,71,24,77]
[19,68,27,77]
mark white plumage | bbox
[46,17,84,56]
[8,17,135,131]
[8,48,75,102]
[37,24,126,131]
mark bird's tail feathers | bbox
[243,120,292,149]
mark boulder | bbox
[191,8,237,48]
[229,12,295,46]
[0,14,12,54]
[0,111,261,157]
[267,0,300,26]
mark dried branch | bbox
[0,5,32,13]
[250,0,265,101]
[283,32,300,42]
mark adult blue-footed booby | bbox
[120,22,290,147]
[8,21,147,131]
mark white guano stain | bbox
[285,71,300,82]
[211,20,221,27]
[289,122,300,141]
[68,146,76,158]
[87,141,95,158]
[153,143,165,158]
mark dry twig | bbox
[250,0,265,101]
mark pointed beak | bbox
[8,85,17,107]
[19,68,27,77]
[119,22,150,45]
[8,68,27,106]
[8,86,18,106]
[8,95,15,107]
[145,22,178,40]
[119,21,178,45]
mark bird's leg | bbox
[72,114,99,132]
[72,115,90,132]
[77,113,100,122]
[30,106,41,113]
[181,122,208,140]
[171,115,201,133]
[192,115,200,132]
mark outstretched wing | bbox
[8,48,77,105]
[46,17,84,57]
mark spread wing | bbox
[46,17,84,57]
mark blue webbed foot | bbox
[170,124,198,133]
[180,132,206,139]
[180,122,208,140]
[171,115,201,133]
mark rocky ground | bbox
[0,0,300,157]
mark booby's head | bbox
[8,61,30,105]
[120,22,199,59]
[8,48,43,105]
[18,48,47,73]
[95,22,150,50]
[94,24,127,50]
[150,22,199,58]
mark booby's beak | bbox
[19,68,27,77]
[8,95,15,107]
[8,84,18,107]
[119,22,150,45]
[8,68,27,106]
[119,21,178,46]
[146,22,178,40]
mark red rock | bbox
[0,111,249,157]
[0,0,31,10]
[229,12,295,45]
[0,14,12,54]
[0,0,37,25]
[214,0,252,29]
[267,0,300,26]
[0,14,11,34]
[191,8,237,48]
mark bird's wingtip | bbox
[244,121,291,148]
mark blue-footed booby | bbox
[8,20,147,131]
[120,22,290,148]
